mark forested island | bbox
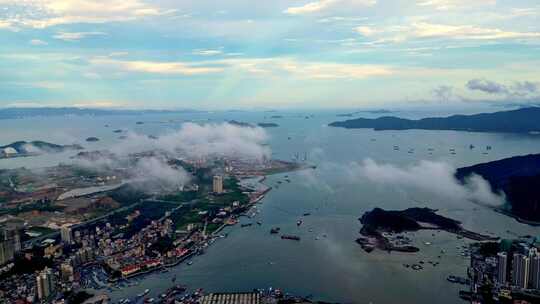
[330,107,540,133]
[0,141,83,158]
[257,123,279,128]
[357,207,498,253]
[456,154,540,224]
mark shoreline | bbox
[107,171,280,282]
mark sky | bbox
[0,0,539,110]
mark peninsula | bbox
[456,153,540,224]
[0,141,83,159]
[329,107,540,133]
[357,207,498,253]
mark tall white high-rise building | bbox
[0,227,20,265]
[213,175,224,194]
[60,225,73,245]
[529,248,540,290]
[36,267,55,300]
[497,252,508,285]
[513,253,530,289]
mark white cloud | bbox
[0,20,16,30]
[192,49,224,56]
[356,22,540,43]
[132,157,191,189]
[29,39,48,45]
[284,0,376,15]
[89,56,394,79]
[285,0,338,15]
[352,159,504,206]
[111,122,271,161]
[355,26,378,37]
[53,31,107,42]
[90,58,224,75]
[0,0,173,28]
[416,0,496,10]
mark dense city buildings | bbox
[467,240,540,303]
[0,153,297,303]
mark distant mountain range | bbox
[0,141,83,158]
[456,154,540,223]
[329,107,540,133]
[0,107,202,119]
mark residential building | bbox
[497,252,508,285]
[513,254,530,289]
[213,175,224,194]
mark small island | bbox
[330,107,540,133]
[85,137,100,142]
[227,120,254,128]
[357,207,498,253]
[257,123,279,128]
[0,141,83,159]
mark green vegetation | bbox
[0,201,64,216]
[171,207,204,230]
[167,177,250,231]
[109,184,149,207]
[161,190,200,203]
[206,223,222,234]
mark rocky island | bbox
[0,141,83,159]
[357,207,498,253]
[330,107,540,133]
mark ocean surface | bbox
[2,109,540,304]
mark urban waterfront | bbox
[2,110,540,303]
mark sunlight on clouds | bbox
[29,39,48,45]
[356,22,540,43]
[90,58,224,75]
[285,0,339,15]
[0,0,172,28]
[89,57,394,80]
[53,31,107,42]
[284,0,376,15]
[416,0,496,10]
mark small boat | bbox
[297,220,303,226]
[270,227,281,234]
[281,235,301,241]
[187,261,193,266]
[303,213,311,216]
